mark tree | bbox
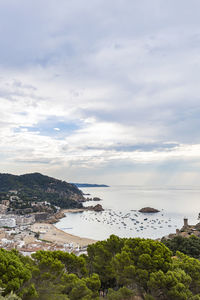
[49,251,87,277]
[162,235,200,259]
[84,274,101,299]
[120,238,172,291]
[61,273,95,300]
[87,235,125,289]
[0,249,31,295]
[24,250,65,299]
[111,251,136,287]
[22,251,100,300]
[106,287,134,300]
[172,252,200,294]
[148,269,192,299]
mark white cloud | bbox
[1,1,200,183]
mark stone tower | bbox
[184,218,188,227]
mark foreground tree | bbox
[113,238,172,292]
[22,250,100,300]
[0,249,31,295]
[87,235,125,290]
[148,269,192,299]
[2,235,200,299]
[173,252,200,295]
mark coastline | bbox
[62,208,86,213]
[31,223,97,247]
[43,208,88,224]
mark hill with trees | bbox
[0,173,84,210]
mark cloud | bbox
[1,0,200,184]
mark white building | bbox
[0,218,16,228]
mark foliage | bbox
[87,235,172,292]
[87,235,125,289]
[0,173,83,210]
[0,288,21,300]
[172,252,200,294]
[22,250,100,300]
[162,235,200,259]
[148,268,192,299]
[106,287,134,300]
[1,236,200,299]
[61,273,100,300]
[0,249,31,295]
[0,293,21,300]
[120,238,172,291]
[32,250,87,277]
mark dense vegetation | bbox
[0,173,83,209]
[1,235,200,299]
[162,235,200,259]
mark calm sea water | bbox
[55,186,200,240]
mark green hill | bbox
[0,172,84,209]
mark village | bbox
[0,190,95,256]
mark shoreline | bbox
[31,223,97,247]
[62,208,86,213]
[44,208,88,224]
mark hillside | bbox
[0,173,84,209]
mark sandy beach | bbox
[62,208,86,213]
[31,223,96,247]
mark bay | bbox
[55,185,200,240]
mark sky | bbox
[1,0,200,185]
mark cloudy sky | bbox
[1,0,200,185]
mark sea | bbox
[55,185,200,241]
